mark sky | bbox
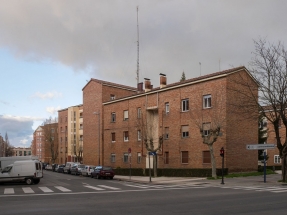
[0,0,287,148]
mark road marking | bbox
[22,187,34,194]
[54,186,71,192]
[84,185,105,191]
[97,185,120,190]
[4,188,14,194]
[123,184,149,188]
[38,187,54,193]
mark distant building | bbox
[58,104,83,164]
[13,147,32,156]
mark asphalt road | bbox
[0,170,286,215]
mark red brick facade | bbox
[82,67,258,172]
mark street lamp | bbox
[93,112,100,165]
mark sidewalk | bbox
[114,171,284,187]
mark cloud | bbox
[46,106,61,115]
[1,0,287,88]
[31,91,62,100]
[0,115,41,147]
[0,100,9,105]
[20,138,28,145]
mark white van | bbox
[0,156,38,171]
[0,160,43,185]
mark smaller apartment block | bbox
[13,147,32,156]
[81,66,259,172]
[58,105,83,164]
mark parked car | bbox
[91,166,115,179]
[45,164,52,171]
[70,164,86,175]
[63,162,79,174]
[57,165,65,173]
[82,165,96,177]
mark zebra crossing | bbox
[218,185,287,193]
[0,182,210,196]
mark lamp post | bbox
[93,112,100,166]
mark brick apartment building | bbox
[83,66,258,172]
[32,120,58,164]
[58,104,83,164]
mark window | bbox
[61,137,63,143]
[51,128,55,133]
[111,153,116,163]
[274,155,281,164]
[112,132,116,142]
[80,112,83,118]
[123,153,129,163]
[165,127,169,139]
[165,102,170,114]
[111,112,116,122]
[137,130,141,141]
[181,125,189,138]
[203,151,211,163]
[137,108,141,118]
[80,124,83,130]
[203,123,211,136]
[137,152,141,163]
[164,152,169,164]
[203,94,211,108]
[124,110,129,121]
[110,94,115,100]
[182,99,189,112]
[181,151,189,164]
[124,131,129,142]
[65,137,67,142]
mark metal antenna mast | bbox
[136,6,139,85]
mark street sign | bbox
[246,144,275,150]
[148,151,157,156]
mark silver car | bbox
[81,165,96,177]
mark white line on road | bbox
[97,185,120,190]
[4,188,14,194]
[54,186,71,192]
[38,187,54,193]
[22,187,34,194]
[84,186,105,191]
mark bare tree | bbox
[137,110,163,177]
[190,87,225,178]
[43,119,59,164]
[230,38,287,180]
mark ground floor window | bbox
[164,152,169,164]
[274,155,281,164]
[123,153,129,163]
[202,151,211,164]
[181,151,189,164]
[137,152,141,163]
[111,153,115,163]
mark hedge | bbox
[114,168,228,177]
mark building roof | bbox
[103,66,257,104]
[82,78,137,92]
[58,104,83,112]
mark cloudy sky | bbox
[0,0,286,147]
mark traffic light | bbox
[220,147,224,157]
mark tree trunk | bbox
[208,144,217,178]
[153,155,157,177]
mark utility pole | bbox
[136,6,139,85]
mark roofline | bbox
[103,66,255,105]
[58,104,83,112]
[82,78,137,92]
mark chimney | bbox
[160,73,167,88]
[144,78,151,92]
[137,82,143,92]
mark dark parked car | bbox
[57,165,65,173]
[91,166,115,179]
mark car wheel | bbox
[110,177,113,180]
[33,179,40,184]
[25,178,33,185]
[96,174,101,179]
[91,174,94,178]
